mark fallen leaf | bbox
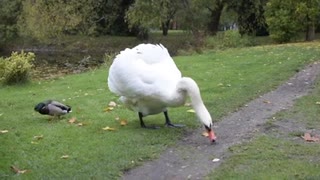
[108,101,117,107]
[187,109,195,113]
[302,133,320,142]
[33,135,43,140]
[68,117,77,124]
[120,120,128,126]
[0,130,9,134]
[77,122,84,126]
[61,155,69,159]
[115,116,120,121]
[316,101,320,105]
[102,126,116,131]
[263,100,271,104]
[31,141,39,144]
[184,102,191,107]
[212,158,220,162]
[202,131,209,137]
[104,107,114,112]
[10,166,29,174]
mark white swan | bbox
[108,43,216,142]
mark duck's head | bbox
[34,103,45,112]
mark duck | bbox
[34,100,72,118]
[107,43,216,142]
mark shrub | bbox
[205,30,254,49]
[0,51,35,85]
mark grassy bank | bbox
[1,42,320,179]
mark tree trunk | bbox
[161,20,170,36]
[137,27,149,40]
[305,23,315,41]
[207,2,224,35]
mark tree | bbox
[0,0,21,44]
[265,0,320,43]
[227,0,268,36]
[92,0,135,36]
[265,0,301,43]
[295,0,320,41]
[126,0,182,38]
[192,0,226,35]
[18,0,85,42]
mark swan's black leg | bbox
[139,112,146,128]
[164,110,185,128]
[139,112,159,129]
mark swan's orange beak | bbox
[208,130,217,143]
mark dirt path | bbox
[122,62,320,180]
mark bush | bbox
[0,51,35,85]
[205,30,254,49]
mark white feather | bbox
[107,43,212,128]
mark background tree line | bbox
[1,0,320,45]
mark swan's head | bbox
[204,123,216,143]
[197,108,216,143]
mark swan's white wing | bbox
[108,44,181,99]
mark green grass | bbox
[207,135,320,179]
[1,42,320,179]
[207,44,320,179]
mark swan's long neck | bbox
[178,77,212,128]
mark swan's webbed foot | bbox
[164,111,185,128]
[139,112,160,129]
[165,122,185,128]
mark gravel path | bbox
[122,62,320,180]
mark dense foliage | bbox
[0,0,21,44]
[0,0,319,44]
[0,51,35,85]
[265,0,320,43]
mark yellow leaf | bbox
[31,141,39,144]
[120,120,128,126]
[202,131,209,137]
[102,126,116,131]
[263,100,271,104]
[33,135,43,140]
[184,102,191,107]
[0,130,9,134]
[187,109,195,113]
[10,166,29,174]
[104,107,114,112]
[68,117,77,124]
[61,155,69,159]
[108,101,117,107]
[77,123,84,126]
[316,101,320,105]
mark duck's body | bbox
[34,100,71,118]
[108,44,216,142]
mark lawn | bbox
[207,78,320,179]
[1,41,320,179]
